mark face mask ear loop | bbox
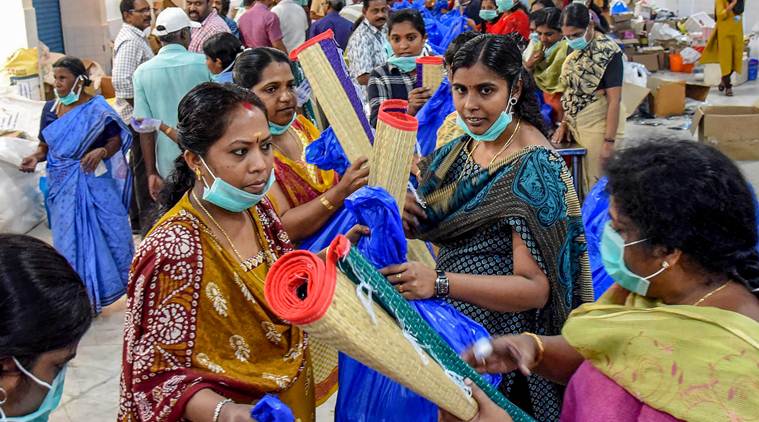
[11,357,52,390]
[197,156,216,190]
[644,261,670,281]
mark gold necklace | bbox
[191,191,263,272]
[458,118,522,183]
[692,282,730,306]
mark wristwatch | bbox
[434,270,450,298]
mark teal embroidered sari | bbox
[415,137,593,420]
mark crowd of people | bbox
[3,0,758,421]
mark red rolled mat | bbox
[265,236,352,325]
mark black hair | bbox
[233,47,291,89]
[52,56,93,87]
[530,0,555,10]
[532,6,561,31]
[0,235,93,369]
[363,0,387,9]
[388,8,426,37]
[243,0,255,6]
[606,141,759,298]
[218,0,231,15]
[450,34,547,136]
[328,0,346,12]
[203,32,243,69]
[561,2,608,33]
[119,0,138,17]
[158,83,268,213]
[444,31,479,66]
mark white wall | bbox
[0,0,39,65]
[59,0,113,73]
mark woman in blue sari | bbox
[19,57,134,313]
[379,35,593,420]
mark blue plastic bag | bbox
[416,77,454,157]
[333,188,501,422]
[305,127,350,176]
[250,394,295,422]
[580,177,614,298]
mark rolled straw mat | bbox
[368,99,437,267]
[416,56,445,93]
[265,236,535,422]
[290,30,373,162]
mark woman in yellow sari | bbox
[233,48,369,404]
[442,140,759,422]
[701,0,744,97]
[233,48,370,244]
[119,83,314,421]
[554,2,624,195]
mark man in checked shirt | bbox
[113,0,155,233]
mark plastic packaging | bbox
[580,177,614,298]
[130,117,162,133]
[304,127,350,175]
[0,137,46,233]
[415,78,455,157]
[333,187,502,422]
[250,394,295,422]
[624,61,650,87]
[679,47,701,65]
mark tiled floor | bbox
[32,77,758,422]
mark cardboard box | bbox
[632,53,660,72]
[622,82,651,118]
[647,77,685,117]
[691,106,759,161]
[685,83,711,101]
[613,12,634,23]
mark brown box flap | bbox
[685,83,711,101]
[622,83,651,118]
[691,106,759,160]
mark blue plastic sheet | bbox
[582,176,759,299]
[534,89,553,129]
[332,187,501,422]
[390,0,470,55]
[416,77,455,157]
[580,177,614,299]
[304,127,350,176]
[250,394,295,422]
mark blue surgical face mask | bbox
[387,55,419,73]
[529,32,539,43]
[479,9,498,21]
[544,41,560,58]
[600,222,669,296]
[566,27,590,51]
[54,76,83,107]
[268,113,297,136]
[496,0,514,12]
[0,357,67,422]
[199,157,275,213]
[455,92,517,142]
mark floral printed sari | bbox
[118,194,314,421]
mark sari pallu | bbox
[119,194,314,422]
[43,96,134,312]
[562,291,759,421]
[271,115,338,210]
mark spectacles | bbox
[130,7,152,14]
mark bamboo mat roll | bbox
[290,30,373,162]
[266,236,535,422]
[366,100,436,267]
[264,242,478,420]
[416,56,445,93]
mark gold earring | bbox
[194,167,202,180]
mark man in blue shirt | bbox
[308,0,354,50]
[212,0,241,39]
[133,7,211,200]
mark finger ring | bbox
[396,274,402,281]
[398,286,404,293]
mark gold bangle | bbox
[319,195,335,211]
[522,332,545,368]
